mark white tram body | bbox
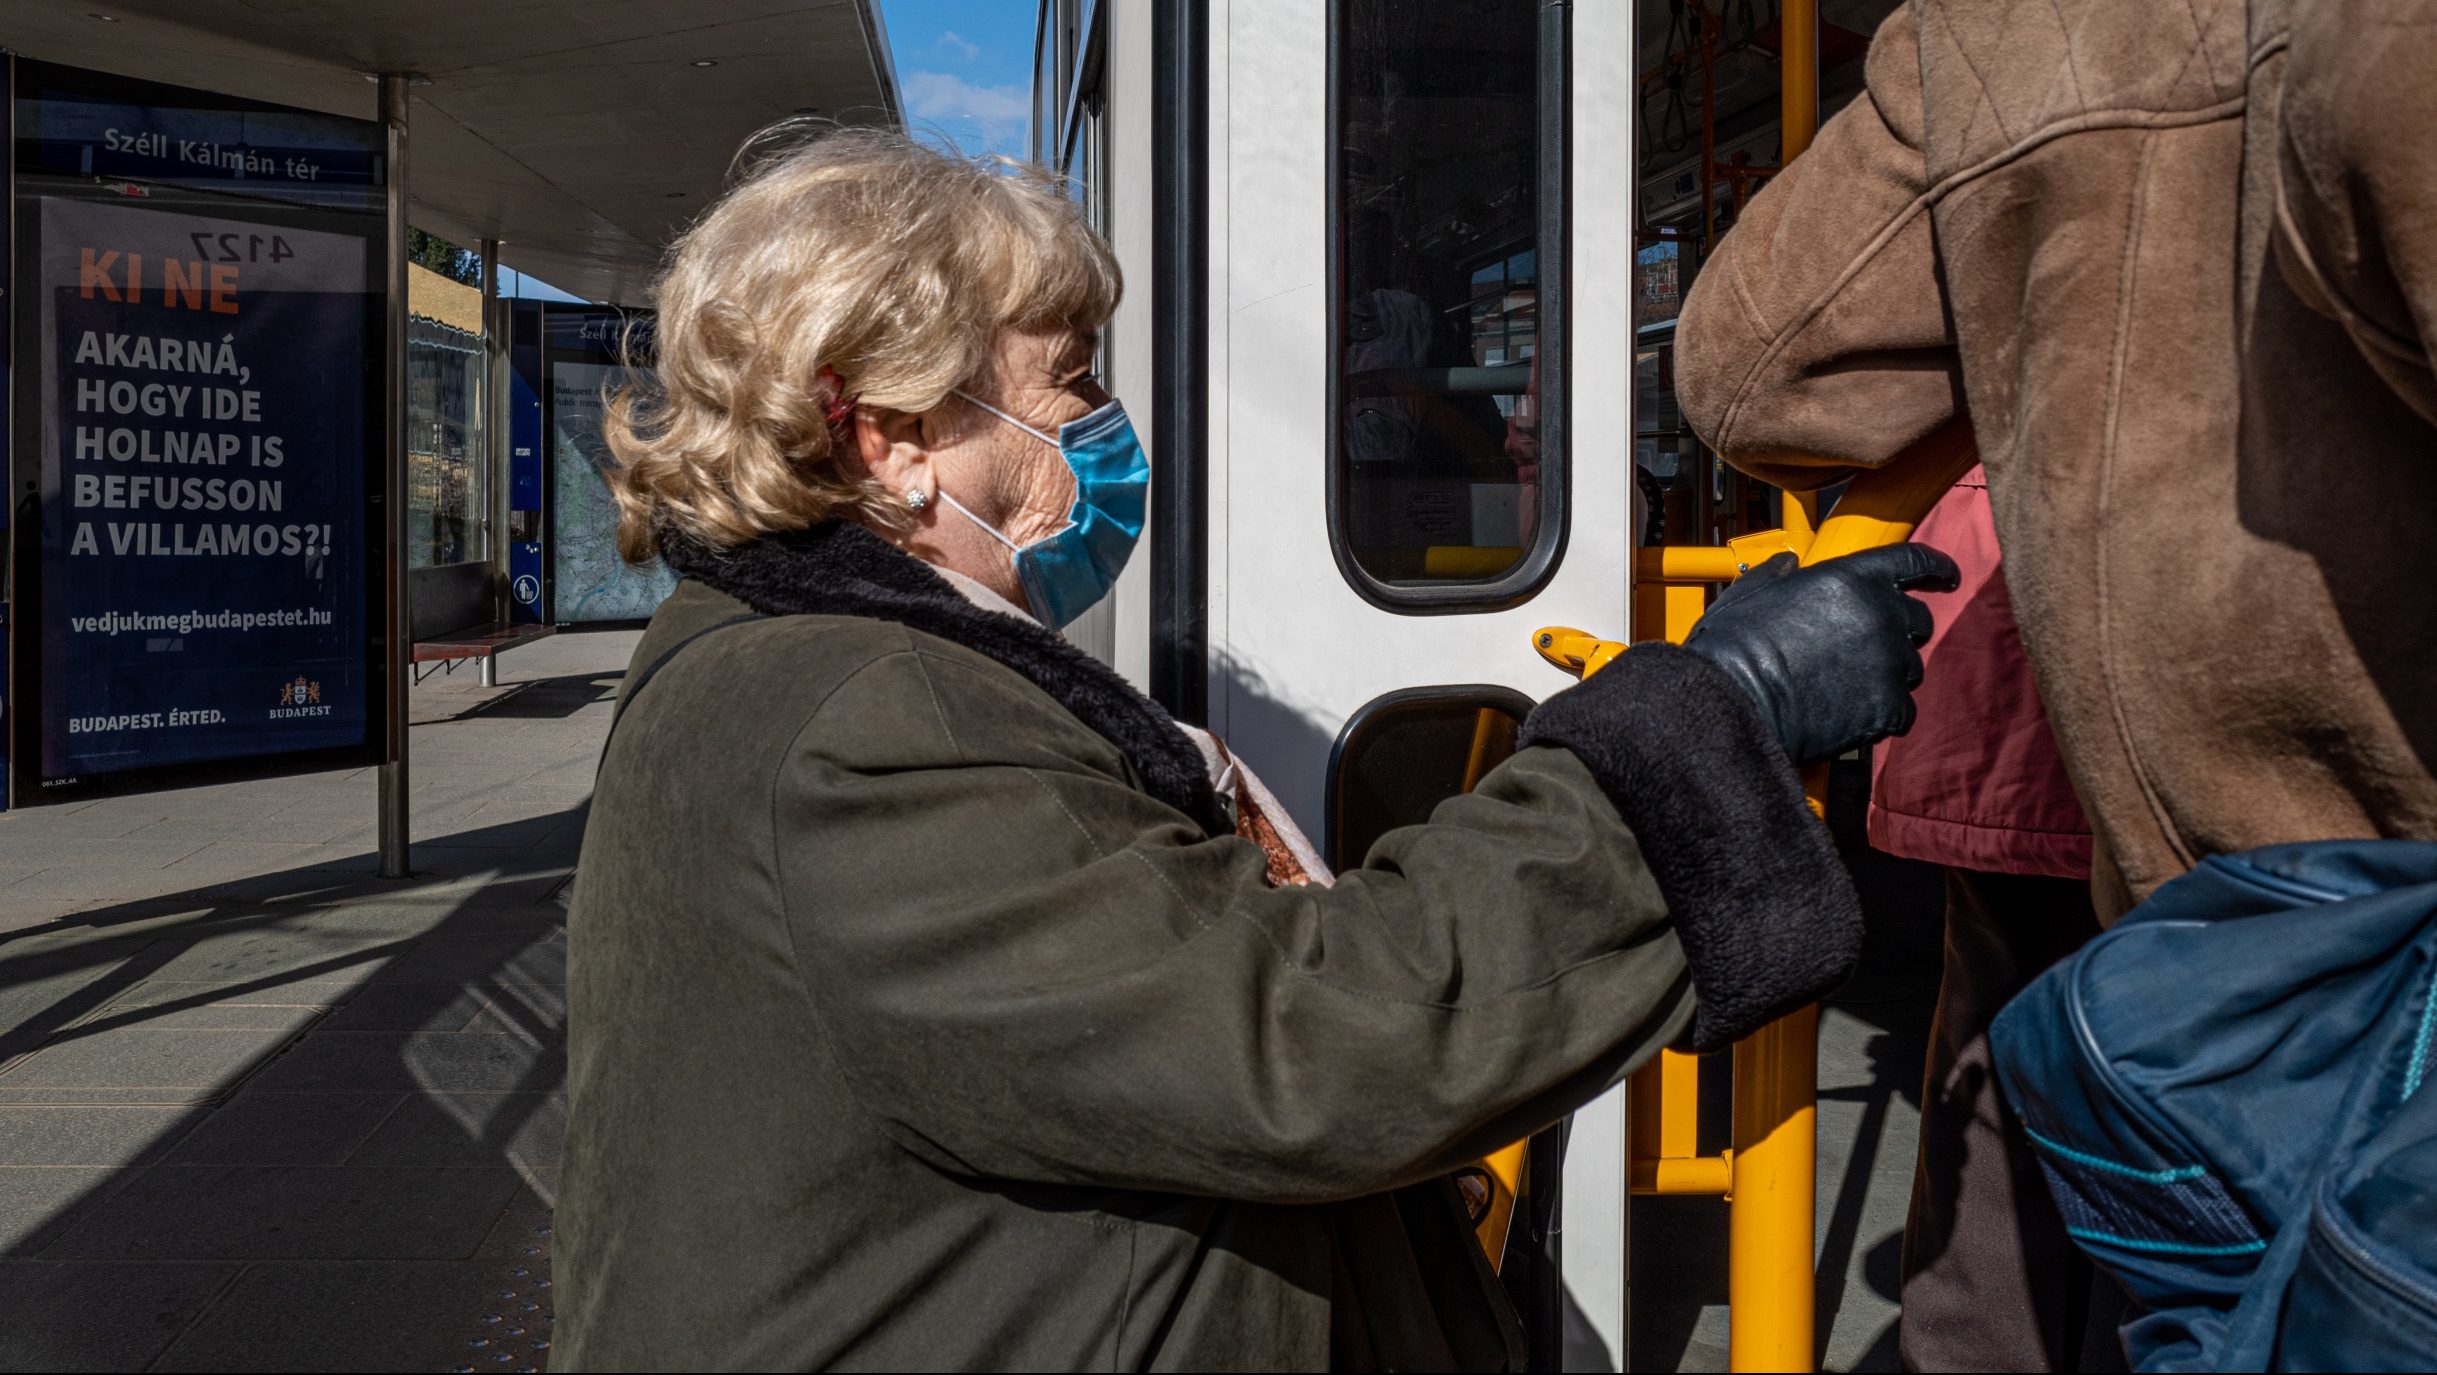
[1030,1,1905,1365]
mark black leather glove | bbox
[1682,543,1960,765]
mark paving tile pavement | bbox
[0,630,630,1372]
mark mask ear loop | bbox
[935,488,1023,553]
[952,388,1059,448]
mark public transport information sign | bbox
[9,58,390,801]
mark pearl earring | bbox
[905,488,930,512]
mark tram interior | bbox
[1621,2,1941,1371]
[1321,0,1958,1363]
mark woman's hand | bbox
[1683,544,1960,765]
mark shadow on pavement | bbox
[0,806,579,1373]
[455,675,624,724]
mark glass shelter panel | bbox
[545,308,674,624]
[405,262,484,570]
[1333,0,1558,598]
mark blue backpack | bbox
[1989,841,2437,1371]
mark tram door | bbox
[1201,0,1640,1357]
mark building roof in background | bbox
[407,263,482,335]
[0,1,902,305]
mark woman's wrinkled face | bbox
[942,327,1110,547]
[850,324,1115,612]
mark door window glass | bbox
[1332,0,1564,607]
[1326,686,1535,870]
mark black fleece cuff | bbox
[1518,643,1864,1053]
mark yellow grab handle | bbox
[1534,433,1978,689]
[1471,1138,1530,1268]
[1796,434,1978,569]
[1531,626,1627,678]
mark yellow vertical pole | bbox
[1731,1007,1820,1370]
[1780,0,1820,157]
[1725,3,1822,1370]
[1774,4,1822,567]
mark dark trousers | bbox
[1898,869,2123,1373]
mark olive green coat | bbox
[555,527,1856,1371]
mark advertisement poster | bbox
[549,351,673,624]
[35,197,371,781]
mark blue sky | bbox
[880,0,1037,159]
[499,267,586,303]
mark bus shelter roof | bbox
[0,0,901,305]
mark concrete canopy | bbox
[0,1,901,305]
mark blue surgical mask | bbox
[937,390,1148,629]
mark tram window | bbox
[1637,241,1685,329]
[1325,686,1536,871]
[1636,337,1699,547]
[1330,0,1565,609]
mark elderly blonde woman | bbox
[556,128,1954,1371]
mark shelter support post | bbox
[479,237,505,689]
[377,74,412,879]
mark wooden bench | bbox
[412,620,556,683]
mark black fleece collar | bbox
[662,522,1226,835]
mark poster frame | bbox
[538,302,655,628]
[5,56,392,805]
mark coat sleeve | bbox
[1672,4,1963,489]
[2273,0,2437,426]
[773,642,1856,1205]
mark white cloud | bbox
[902,70,1029,156]
[904,69,1027,124]
[935,30,982,63]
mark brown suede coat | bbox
[1676,0,2437,914]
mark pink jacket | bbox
[1868,469,2091,880]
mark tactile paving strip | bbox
[455,1222,554,1372]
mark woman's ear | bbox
[852,406,936,506]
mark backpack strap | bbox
[596,612,769,775]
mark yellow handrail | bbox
[1527,437,1973,1371]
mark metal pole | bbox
[1730,1008,1820,1371]
[1699,14,1716,250]
[478,237,504,689]
[1722,5,1824,1368]
[1776,0,1824,553]
[1780,0,1820,159]
[1149,0,1208,725]
[377,74,412,879]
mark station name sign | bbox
[18,61,381,212]
[94,126,339,185]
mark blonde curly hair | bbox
[605,125,1121,562]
